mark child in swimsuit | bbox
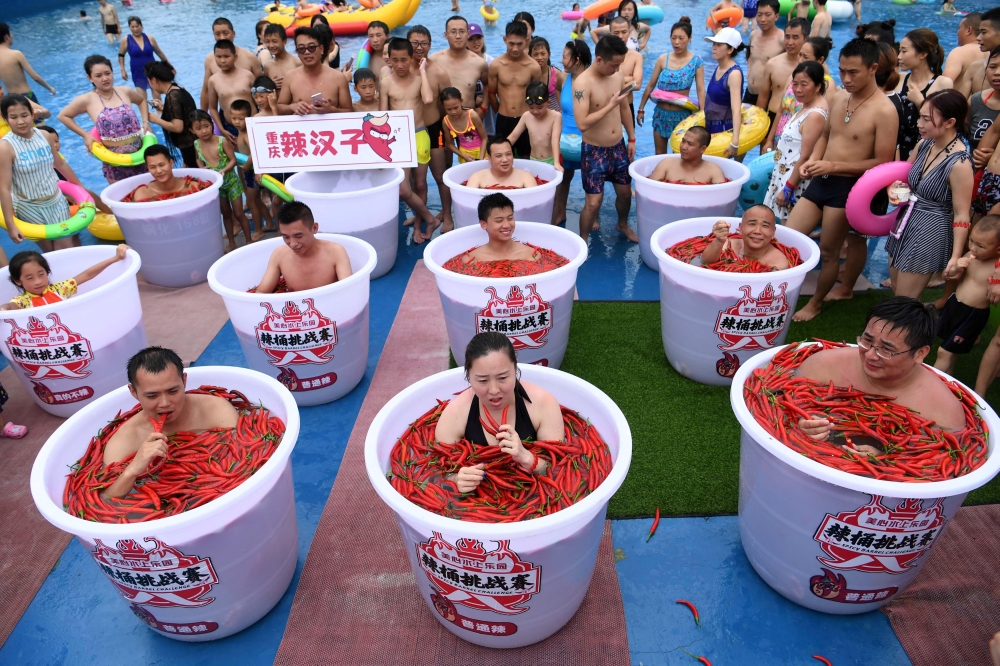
[189,110,253,253]
[0,245,130,310]
[505,82,564,171]
[230,99,274,240]
[440,87,486,164]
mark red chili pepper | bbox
[443,244,569,277]
[680,648,712,665]
[812,656,833,666]
[676,599,700,626]
[646,507,660,542]
[148,412,168,433]
[668,232,802,274]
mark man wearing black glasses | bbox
[278,26,352,116]
[795,297,966,447]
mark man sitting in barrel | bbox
[121,145,213,202]
[466,137,539,189]
[101,347,239,499]
[701,205,790,270]
[797,297,966,453]
[647,127,727,185]
[459,192,543,265]
[255,201,353,293]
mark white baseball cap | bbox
[705,27,743,49]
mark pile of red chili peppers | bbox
[63,386,285,523]
[668,233,801,273]
[443,244,569,278]
[461,176,549,189]
[388,400,613,522]
[745,341,988,482]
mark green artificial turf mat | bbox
[559,292,1000,519]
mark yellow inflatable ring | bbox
[669,104,769,157]
[480,4,500,21]
[0,181,97,241]
[88,128,157,167]
[88,212,124,241]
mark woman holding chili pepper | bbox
[435,332,564,494]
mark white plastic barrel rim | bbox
[443,159,564,229]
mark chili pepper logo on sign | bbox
[809,568,898,604]
[417,533,540,615]
[714,282,789,352]
[256,299,337,367]
[92,538,219,608]
[813,495,945,574]
[476,285,552,351]
[4,314,93,379]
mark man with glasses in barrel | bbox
[278,26,352,115]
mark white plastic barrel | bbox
[443,159,564,229]
[630,156,750,271]
[30,366,300,640]
[423,224,587,369]
[650,217,819,386]
[207,234,376,406]
[732,345,1000,614]
[284,169,402,279]
[101,169,224,288]
[0,246,145,417]
[365,364,631,647]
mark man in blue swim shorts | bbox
[572,35,638,244]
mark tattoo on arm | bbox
[574,90,583,101]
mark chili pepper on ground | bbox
[646,507,660,542]
[668,232,802,274]
[676,599,701,626]
[680,648,712,665]
[812,656,833,666]
[442,244,569,277]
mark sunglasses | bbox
[295,44,319,54]
[251,87,274,94]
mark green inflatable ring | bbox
[235,152,294,203]
[778,0,817,19]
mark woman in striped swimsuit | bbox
[57,54,150,184]
[0,94,88,253]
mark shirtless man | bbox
[757,18,809,127]
[256,202,353,293]
[0,23,56,101]
[430,16,488,111]
[200,18,262,110]
[461,192,543,265]
[810,0,831,40]
[366,22,390,83]
[262,23,300,93]
[489,21,542,158]
[97,0,121,46]
[101,347,239,499]
[945,14,982,101]
[787,38,898,321]
[466,137,539,189]
[278,26,352,115]
[124,145,211,202]
[573,35,637,244]
[965,10,1000,99]
[702,206,790,270]
[380,37,440,243]
[207,41,256,143]
[648,127,727,184]
[408,26,454,231]
[743,0,784,107]
[796,298,966,450]
[610,17,643,122]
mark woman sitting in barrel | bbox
[121,145,212,202]
[435,332,564,493]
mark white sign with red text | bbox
[245,110,417,172]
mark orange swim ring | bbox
[295,3,322,17]
[707,6,744,30]
[358,0,381,8]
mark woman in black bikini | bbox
[434,332,564,494]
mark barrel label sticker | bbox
[714,282,789,352]
[430,592,518,636]
[5,314,94,380]
[809,568,898,604]
[92,538,219,608]
[256,299,337,367]
[813,495,944,574]
[476,285,552,350]
[417,533,540,615]
[129,604,219,635]
[275,367,338,393]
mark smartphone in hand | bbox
[619,82,636,97]
[311,92,323,106]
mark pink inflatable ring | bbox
[562,10,584,19]
[845,161,911,237]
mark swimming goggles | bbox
[251,86,275,94]
[525,96,547,106]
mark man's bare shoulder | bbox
[190,392,240,426]
[796,346,855,381]
[317,238,349,258]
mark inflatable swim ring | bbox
[891,0,915,4]
[650,89,699,112]
[562,10,584,20]
[356,39,372,70]
[88,212,124,241]
[480,4,499,21]
[235,152,294,202]
[88,127,157,167]
[827,0,853,20]
[669,104,769,157]
[778,0,817,18]
[845,160,911,236]
[560,133,582,162]
[0,118,8,139]
[637,4,664,25]
[0,181,96,241]
[295,3,322,17]
[740,151,776,207]
[583,0,619,21]
[707,6,743,30]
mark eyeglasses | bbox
[250,87,274,94]
[410,41,430,48]
[856,336,913,360]
[295,44,319,54]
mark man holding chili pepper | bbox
[795,297,966,450]
[700,205,790,270]
[101,347,239,499]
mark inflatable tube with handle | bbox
[235,152,294,202]
[88,127,157,167]
[707,6,743,30]
[0,181,97,241]
[845,161,911,237]
[637,5,664,25]
[583,0,620,20]
[669,104,769,157]
[650,89,699,112]
[480,4,499,21]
